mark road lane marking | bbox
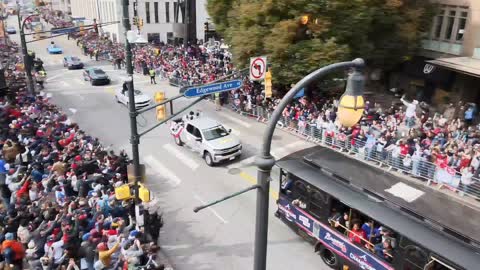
[144,155,181,187]
[238,171,279,200]
[220,113,251,128]
[193,193,228,224]
[226,155,255,169]
[47,71,72,82]
[104,87,115,95]
[162,143,200,170]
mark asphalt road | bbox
[7,15,332,270]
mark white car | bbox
[115,88,152,109]
[170,114,242,166]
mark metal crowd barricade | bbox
[216,93,480,201]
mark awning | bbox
[427,57,480,78]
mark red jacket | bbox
[1,240,25,260]
[348,229,366,245]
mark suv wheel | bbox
[319,246,339,269]
[204,152,214,166]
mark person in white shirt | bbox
[460,166,474,196]
[400,95,418,128]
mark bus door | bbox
[424,256,458,270]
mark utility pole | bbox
[16,5,35,95]
[121,0,141,209]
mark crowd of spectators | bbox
[0,34,165,269]
[43,13,480,196]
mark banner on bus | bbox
[278,198,394,270]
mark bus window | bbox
[290,179,308,209]
[308,190,329,220]
[399,237,428,270]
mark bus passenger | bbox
[348,222,367,245]
[374,239,393,262]
[292,197,307,209]
[330,212,349,234]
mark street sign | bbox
[184,80,243,98]
[250,56,267,81]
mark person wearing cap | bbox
[1,232,25,267]
[97,236,122,268]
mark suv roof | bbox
[188,118,221,129]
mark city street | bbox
[6,16,331,270]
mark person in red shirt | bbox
[348,222,367,245]
[400,141,409,156]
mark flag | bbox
[294,88,305,99]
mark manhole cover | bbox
[228,168,241,175]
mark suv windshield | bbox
[93,69,105,74]
[203,126,229,141]
[71,57,80,61]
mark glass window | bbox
[174,2,178,23]
[154,2,159,23]
[165,2,170,23]
[186,124,194,134]
[434,15,444,39]
[444,16,455,40]
[202,126,229,141]
[449,10,456,16]
[456,17,467,41]
[145,2,151,24]
[399,237,428,270]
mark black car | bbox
[83,68,110,86]
[63,56,84,70]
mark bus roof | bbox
[277,147,480,269]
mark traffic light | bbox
[133,17,138,26]
[265,70,272,98]
[204,22,209,31]
[139,18,144,27]
[154,92,166,121]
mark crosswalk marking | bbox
[144,155,182,187]
[162,143,200,170]
[220,112,251,128]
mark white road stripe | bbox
[144,155,181,187]
[47,72,71,82]
[220,113,251,128]
[193,194,228,224]
[226,155,255,169]
[162,143,199,170]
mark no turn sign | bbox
[250,56,267,81]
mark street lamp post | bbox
[192,59,367,270]
[121,0,141,205]
[253,58,365,270]
[16,10,36,95]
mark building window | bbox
[148,33,160,44]
[444,10,456,40]
[154,2,159,23]
[430,6,468,43]
[145,2,151,24]
[433,9,445,39]
[456,11,468,41]
[174,2,178,23]
[165,2,170,23]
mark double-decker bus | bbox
[275,146,480,270]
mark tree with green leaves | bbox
[207,0,435,87]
